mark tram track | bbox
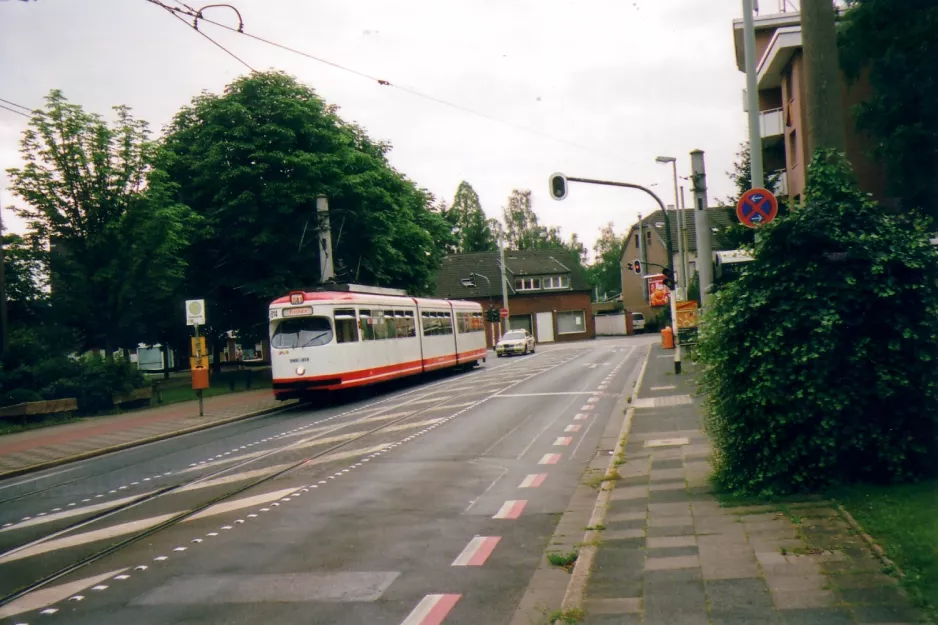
[0,349,585,609]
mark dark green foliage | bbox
[589,222,624,298]
[157,71,449,345]
[443,181,497,253]
[838,0,938,220]
[698,151,938,495]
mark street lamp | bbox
[462,272,498,347]
[656,156,689,297]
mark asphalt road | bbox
[0,337,652,625]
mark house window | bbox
[543,276,570,289]
[634,234,639,247]
[514,278,541,291]
[557,310,586,334]
[646,230,652,243]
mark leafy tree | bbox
[6,90,193,357]
[564,232,588,267]
[502,189,564,251]
[156,72,450,358]
[445,181,497,253]
[2,233,46,324]
[839,0,938,220]
[698,151,938,495]
[719,142,782,249]
[589,223,623,298]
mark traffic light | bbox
[662,267,675,290]
[549,173,567,201]
[486,308,500,323]
[632,259,642,275]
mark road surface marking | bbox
[519,474,547,488]
[400,594,461,625]
[587,397,599,403]
[0,568,127,619]
[574,413,588,420]
[564,425,582,433]
[650,385,677,391]
[185,487,299,521]
[452,536,501,566]
[554,437,573,446]
[493,392,598,397]
[633,395,692,409]
[0,515,177,564]
[493,500,527,519]
[177,465,295,493]
[580,405,594,411]
[539,453,562,464]
[0,491,157,532]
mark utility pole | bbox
[691,150,714,307]
[0,197,7,360]
[679,186,690,293]
[498,239,509,336]
[742,0,765,190]
[801,0,846,155]
[316,196,335,283]
[637,212,647,302]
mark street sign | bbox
[736,188,778,228]
[499,307,509,319]
[185,299,206,326]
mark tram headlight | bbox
[296,367,306,376]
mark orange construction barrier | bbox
[660,326,674,349]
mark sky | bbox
[0,0,764,258]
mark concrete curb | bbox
[834,502,905,579]
[557,345,651,618]
[0,400,298,482]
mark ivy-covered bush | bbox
[698,152,938,495]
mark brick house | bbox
[434,249,594,348]
[731,10,890,206]
[619,208,733,320]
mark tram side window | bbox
[384,310,397,339]
[422,312,438,337]
[439,312,454,335]
[334,309,358,343]
[471,312,484,331]
[359,310,376,341]
[373,312,389,340]
[404,311,416,337]
[456,312,468,334]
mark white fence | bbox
[595,313,628,336]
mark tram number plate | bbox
[282,306,313,318]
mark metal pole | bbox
[637,212,647,302]
[742,0,764,190]
[194,323,204,417]
[691,150,714,307]
[0,197,8,360]
[679,185,690,297]
[498,240,509,337]
[669,162,687,299]
[317,196,335,283]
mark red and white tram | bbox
[268,286,487,399]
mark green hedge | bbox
[697,152,938,495]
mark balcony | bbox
[760,108,784,142]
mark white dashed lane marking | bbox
[0,568,127,619]
[518,474,547,488]
[451,536,501,566]
[492,500,527,520]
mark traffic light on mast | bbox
[662,267,675,290]
[631,259,642,275]
[549,173,567,201]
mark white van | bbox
[631,312,645,334]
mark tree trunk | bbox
[801,0,846,157]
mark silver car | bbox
[495,329,536,356]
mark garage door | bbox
[509,314,532,334]
[535,311,554,342]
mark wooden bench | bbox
[0,398,79,426]
[112,386,154,410]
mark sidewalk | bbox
[575,344,925,624]
[0,390,293,479]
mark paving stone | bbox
[702,558,763,580]
[696,532,749,548]
[646,535,696,549]
[724,504,777,515]
[744,519,794,533]
[594,545,646,576]
[646,545,699,559]
[648,489,691,503]
[749,538,806,553]
[764,573,828,592]
[603,528,645,540]
[706,578,775,614]
[610,486,649,501]
[607,499,649,515]
[645,555,700,571]
[648,515,694,527]
[778,608,855,625]
[710,610,781,625]
[741,512,787,523]
[649,480,687,492]
[587,574,644,600]
[651,458,683,470]
[647,524,695,537]
[605,511,646,523]
[649,467,685,480]
[583,597,641,614]
[849,602,925,623]
[644,571,708,625]
[691,500,725,515]
[647,502,691,516]
[606,517,647,531]
[618,475,651,487]
[837,585,906,604]
[582,614,641,625]
[770,588,837,609]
